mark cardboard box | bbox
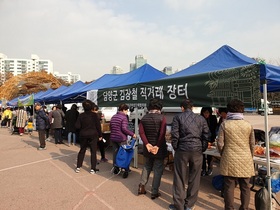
[101,123,110,133]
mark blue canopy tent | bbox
[60,74,121,103]
[7,95,26,106]
[164,46,280,207]
[166,45,280,93]
[38,85,68,104]
[44,81,87,104]
[96,45,280,204]
[62,63,167,103]
[86,63,167,104]
[106,63,167,87]
[34,89,54,103]
[168,45,257,78]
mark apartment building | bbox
[0,53,53,83]
[53,71,81,83]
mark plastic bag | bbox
[255,187,270,210]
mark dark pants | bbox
[97,140,106,159]
[77,137,98,170]
[38,130,46,148]
[45,129,50,138]
[54,128,62,144]
[202,154,213,171]
[173,150,203,210]
[140,157,164,194]
[223,176,251,210]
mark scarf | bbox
[226,112,244,120]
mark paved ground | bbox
[0,114,280,210]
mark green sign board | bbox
[89,65,260,108]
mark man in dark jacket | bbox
[35,103,49,150]
[169,99,210,210]
[65,104,79,146]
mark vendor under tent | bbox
[93,45,280,209]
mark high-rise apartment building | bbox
[111,65,123,74]
[53,72,81,84]
[130,55,147,71]
[163,66,173,75]
[0,53,53,83]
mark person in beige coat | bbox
[217,99,255,210]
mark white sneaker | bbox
[90,169,95,174]
[75,168,80,173]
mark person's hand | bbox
[133,134,137,139]
[150,146,159,155]
[99,137,103,141]
[146,143,153,152]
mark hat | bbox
[35,103,41,107]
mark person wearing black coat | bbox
[35,103,49,150]
[169,99,210,210]
[75,100,102,174]
[65,104,79,146]
[200,107,218,176]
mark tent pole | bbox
[133,107,139,168]
[263,81,272,210]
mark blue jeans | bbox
[68,132,76,144]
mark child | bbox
[27,117,34,135]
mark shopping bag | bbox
[255,186,270,210]
[115,139,136,170]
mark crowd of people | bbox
[0,98,256,210]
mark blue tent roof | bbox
[81,74,121,92]
[168,45,257,78]
[107,64,167,87]
[60,64,167,103]
[39,86,68,103]
[166,45,280,92]
[46,81,86,103]
[34,89,54,102]
[260,64,280,92]
[7,95,25,106]
[59,74,121,103]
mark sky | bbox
[0,0,280,82]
